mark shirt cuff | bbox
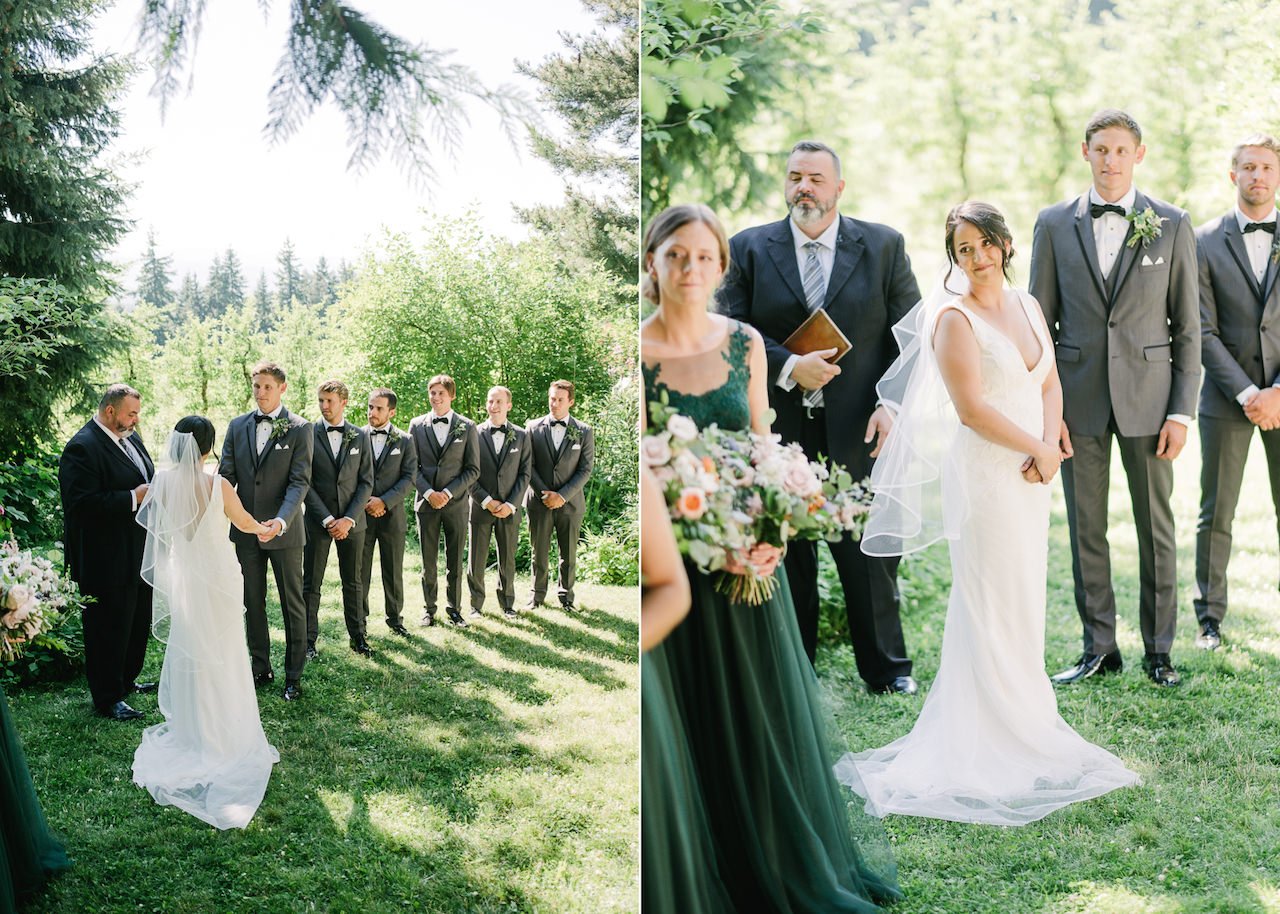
[1237,385,1262,406]
[275,517,288,534]
[130,491,138,513]
[442,489,452,500]
[777,353,801,391]
[1165,414,1193,427]
[322,515,335,527]
[504,502,517,513]
[481,496,493,508]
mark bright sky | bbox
[95,0,598,288]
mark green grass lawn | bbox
[821,425,1280,914]
[10,550,639,914]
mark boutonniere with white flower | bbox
[1270,233,1280,266]
[565,423,583,444]
[450,421,468,444]
[270,417,292,441]
[343,427,359,446]
[1126,207,1166,248]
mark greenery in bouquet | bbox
[645,397,872,605]
[0,538,89,684]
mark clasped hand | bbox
[540,490,566,509]
[325,517,354,540]
[792,348,841,392]
[1244,387,1280,430]
[723,543,782,578]
[256,518,282,543]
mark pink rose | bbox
[783,464,821,498]
[676,487,707,520]
[641,434,673,467]
[5,584,30,612]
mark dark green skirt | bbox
[0,687,70,914]
[646,565,901,913]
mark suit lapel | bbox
[92,422,143,479]
[1106,191,1146,306]
[536,420,557,469]
[1071,194,1109,305]
[1224,217,1266,302]
[245,414,263,469]
[425,417,445,460]
[335,422,350,473]
[824,218,865,307]
[480,423,498,463]
[764,220,810,319]
[373,425,395,472]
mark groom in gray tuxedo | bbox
[1193,134,1280,651]
[1030,109,1201,687]
[219,361,314,701]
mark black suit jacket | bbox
[58,421,154,591]
[218,408,313,549]
[364,423,417,526]
[472,420,531,515]
[409,413,480,512]
[525,415,594,513]
[1196,210,1280,421]
[717,214,920,476]
[305,421,375,531]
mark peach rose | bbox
[676,487,707,521]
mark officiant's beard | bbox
[788,196,832,228]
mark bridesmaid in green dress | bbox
[0,686,70,914]
[640,204,901,913]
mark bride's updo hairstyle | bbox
[944,201,1016,287]
[174,415,216,457]
[641,203,730,305]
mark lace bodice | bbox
[643,320,752,432]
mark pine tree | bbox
[308,255,337,308]
[516,0,637,311]
[275,239,302,309]
[253,270,273,332]
[206,247,246,317]
[136,229,175,311]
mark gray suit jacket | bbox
[219,408,313,549]
[471,420,532,517]
[305,420,375,531]
[410,413,480,513]
[365,423,417,528]
[525,415,594,515]
[1196,211,1280,421]
[1030,189,1201,438]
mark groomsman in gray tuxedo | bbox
[302,380,374,657]
[219,361,314,701]
[361,388,417,638]
[468,386,532,618]
[525,380,594,612]
[1194,134,1280,651]
[1030,109,1201,687]
[409,374,480,627]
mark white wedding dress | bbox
[132,433,278,829]
[835,288,1139,826]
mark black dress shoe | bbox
[1195,620,1221,651]
[305,646,319,660]
[1143,653,1181,687]
[503,608,518,618]
[524,598,544,611]
[350,639,373,656]
[561,602,577,613]
[389,623,411,637]
[1050,650,1123,685]
[99,701,144,721]
[469,608,483,618]
[282,682,301,701]
[128,681,159,694]
[868,676,918,696]
[253,671,276,688]
[446,612,468,628]
[421,613,436,627]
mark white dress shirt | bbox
[548,415,569,451]
[481,424,515,512]
[778,216,841,393]
[252,405,289,532]
[1233,206,1280,405]
[370,423,389,459]
[1089,186,1137,281]
[426,411,455,499]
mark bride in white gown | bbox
[132,416,279,830]
[834,201,1139,826]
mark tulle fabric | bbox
[133,432,278,829]
[0,687,71,913]
[837,289,1139,825]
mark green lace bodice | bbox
[643,321,752,432]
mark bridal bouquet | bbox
[0,539,84,663]
[645,397,872,605]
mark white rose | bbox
[783,464,822,498]
[666,414,698,442]
[641,434,673,467]
[5,584,30,611]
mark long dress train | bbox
[835,292,1139,825]
[643,321,900,912]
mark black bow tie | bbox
[1244,221,1277,234]
[1090,203,1126,219]
[255,413,274,424]
[326,425,344,434]
[370,428,388,436]
[550,419,567,427]
[432,416,450,425]
[491,424,508,435]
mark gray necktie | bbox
[802,241,827,312]
[120,437,147,480]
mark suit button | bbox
[1263,326,1269,332]
[1108,321,1117,328]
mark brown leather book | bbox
[781,308,852,362]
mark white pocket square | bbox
[275,443,289,450]
[1141,254,1165,266]
[572,444,581,450]
[349,447,359,455]
[390,448,401,455]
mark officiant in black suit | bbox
[361,387,417,638]
[409,374,480,627]
[718,139,921,693]
[58,384,156,720]
[218,361,313,701]
[468,386,532,617]
[303,380,374,657]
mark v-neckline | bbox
[958,292,1045,373]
